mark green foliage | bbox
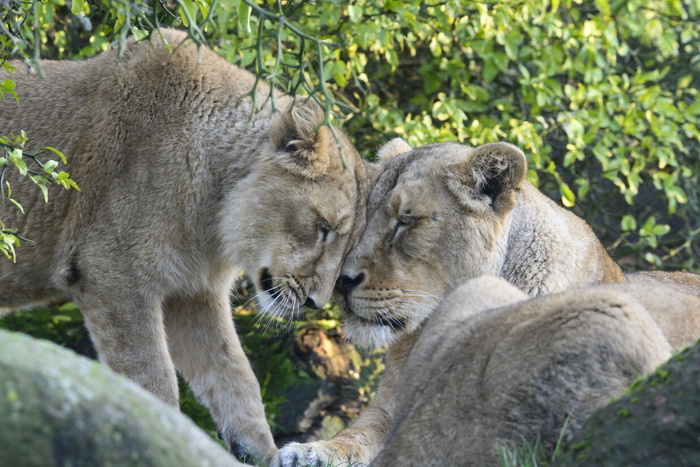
[0,303,85,348]
[330,0,699,270]
[3,0,697,269]
[497,417,570,467]
[0,130,80,261]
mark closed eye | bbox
[388,215,417,246]
[318,217,333,243]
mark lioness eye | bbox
[388,216,417,246]
[398,215,417,226]
[318,218,332,242]
[286,141,300,152]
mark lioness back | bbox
[1,29,370,462]
[374,277,698,467]
[1,30,255,303]
[626,270,700,295]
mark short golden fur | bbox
[374,276,700,466]
[273,139,629,466]
[0,29,371,461]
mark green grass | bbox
[497,417,570,467]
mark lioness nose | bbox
[337,272,365,296]
[304,297,320,309]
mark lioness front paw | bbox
[272,440,368,467]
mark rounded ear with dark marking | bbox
[270,96,331,178]
[446,142,527,214]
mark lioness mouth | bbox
[260,268,278,298]
[355,313,406,329]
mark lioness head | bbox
[337,139,526,347]
[220,97,369,318]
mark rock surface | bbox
[0,329,244,467]
[555,341,700,467]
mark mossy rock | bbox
[0,329,244,467]
[555,342,700,467]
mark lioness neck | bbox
[500,182,625,296]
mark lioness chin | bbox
[0,29,371,462]
[272,139,641,466]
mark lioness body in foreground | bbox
[273,140,629,465]
[374,276,700,466]
[0,29,370,461]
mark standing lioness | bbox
[0,29,370,462]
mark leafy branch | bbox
[0,132,80,261]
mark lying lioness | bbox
[272,139,695,466]
[0,29,371,461]
[374,276,700,466]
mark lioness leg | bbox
[77,292,179,406]
[164,292,277,463]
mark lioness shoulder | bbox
[1,28,370,461]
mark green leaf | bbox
[559,183,576,207]
[651,224,670,236]
[348,5,361,22]
[594,0,611,16]
[493,52,509,72]
[687,102,700,116]
[43,160,59,173]
[423,74,441,94]
[644,252,662,266]
[9,197,24,214]
[0,79,19,104]
[9,149,27,175]
[178,0,199,27]
[640,216,656,236]
[504,32,520,60]
[678,75,693,89]
[71,0,85,15]
[37,183,49,203]
[621,215,637,232]
[238,0,252,34]
[482,60,498,83]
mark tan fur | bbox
[0,29,371,461]
[339,140,625,350]
[626,270,700,294]
[273,140,627,466]
[374,277,699,466]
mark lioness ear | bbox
[447,142,527,214]
[271,96,330,177]
[376,138,412,164]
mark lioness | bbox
[374,276,700,467]
[0,29,370,461]
[273,139,629,465]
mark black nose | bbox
[303,297,320,309]
[337,272,365,296]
